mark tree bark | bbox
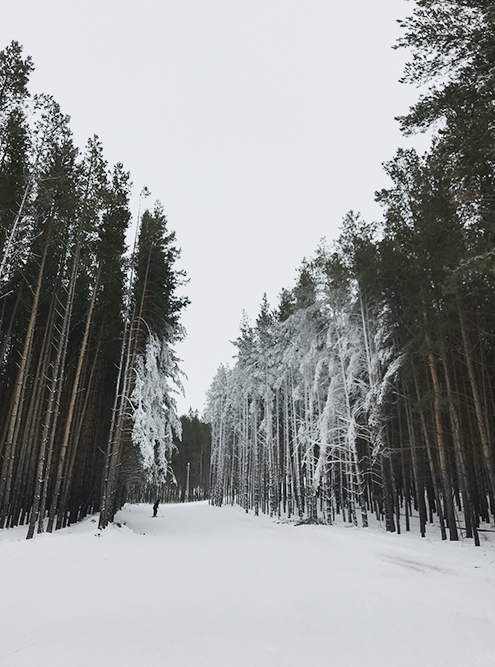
[458,302,495,504]
[47,266,100,532]
[0,221,50,524]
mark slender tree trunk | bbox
[381,453,396,533]
[290,372,303,518]
[458,303,495,504]
[0,173,34,282]
[7,295,56,526]
[0,223,50,522]
[100,238,152,528]
[424,319,458,541]
[47,266,100,532]
[440,343,480,545]
[413,367,447,540]
[404,394,427,537]
[27,214,86,539]
[57,333,101,529]
[337,330,368,527]
[0,282,22,372]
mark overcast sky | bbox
[1,1,427,415]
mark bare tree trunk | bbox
[337,331,368,527]
[0,223,50,522]
[404,394,427,537]
[46,266,100,532]
[290,372,303,518]
[56,330,101,529]
[7,294,56,526]
[0,283,23,372]
[440,343,480,546]
[99,237,152,528]
[413,363,448,540]
[458,303,495,504]
[0,174,34,282]
[423,316,458,541]
[27,214,85,539]
[381,452,396,533]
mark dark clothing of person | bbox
[153,501,159,517]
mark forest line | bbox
[1,0,494,544]
[0,41,189,536]
[206,1,495,544]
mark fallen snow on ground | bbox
[1,503,495,666]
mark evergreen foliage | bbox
[172,411,211,502]
[0,41,188,536]
[206,1,495,544]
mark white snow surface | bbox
[1,503,495,667]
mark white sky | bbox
[1,1,427,416]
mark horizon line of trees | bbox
[206,0,495,545]
[0,41,188,537]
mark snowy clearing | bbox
[1,503,495,667]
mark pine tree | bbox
[0,41,189,535]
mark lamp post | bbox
[185,462,190,503]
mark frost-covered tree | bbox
[0,41,188,536]
[131,333,182,487]
[99,203,188,528]
[207,245,403,529]
[206,0,495,546]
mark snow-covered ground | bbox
[1,503,495,667]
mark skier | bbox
[153,500,159,517]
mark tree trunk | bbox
[404,394,427,537]
[458,303,495,505]
[27,214,85,539]
[47,266,100,532]
[440,342,480,545]
[413,367,447,540]
[0,222,50,523]
[424,319,458,541]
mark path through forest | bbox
[1,502,495,666]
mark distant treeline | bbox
[126,411,211,505]
[0,42,188,537]
[172,411,211,501]
[207,1,495,544]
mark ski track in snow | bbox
[1,502,495,666]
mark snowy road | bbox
[1,502,495,666]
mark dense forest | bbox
[126,411,211,504]
[0,41,188,536]
[207,0,495,544]
[172,411,211,502]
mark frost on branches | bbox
[206,238,403,530]
[131,333,183,485]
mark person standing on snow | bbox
[153,500,159,517]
